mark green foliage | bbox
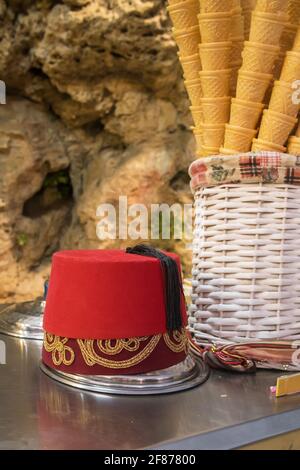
[16,233,29,247]
[42,170,72,200]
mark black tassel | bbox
[126,244,184,331]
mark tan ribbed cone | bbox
[241,0,256,9]
[296,122,300,137]
[288,135,300,154]
[201,123,226,148]
[242,0,257,40]
[199,41,232,70]
[193,126,204,153]
[230,37,244,64]
[256,0,289,13]
[199,69,231,97]
[249,11,288,46]
[199,146,220,157]
[280,50,300,82]
[219,147,238,155]
[252,138,286,152]
[281,23,298,52]
[230,98,264,127]
[236,70,273,102]
[173,26,201,57]
[231,9,245,38]
[258,109,297,145]
[178,52,202,80]
[273,52,286,80]
[190,106,204,127]
[269,80,300,117]
[198,11,232,42]
[184,78,203,105]
[287,0,300,25]
[200,97,231,123]
[230,64,241,96]
[168,0,199,30]
[200,0,233,13]
[293,26,300,52]
[223,124,257,152]
[241,41,280,74]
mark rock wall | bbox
[0,0,195,301]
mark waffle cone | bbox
[296,122,300,137]
[231,10,245,38]
[293,26,300,52]
[273,52,286,80]
[280,51,300,82]
[230,65,241,96]
[230,37,244,64]
[190,106,204,127]
[201,123,225,148]
[184,78,203,105]
[219,147,238,155]
[200,97,231,123]
[256,0,289,14]
[280,23,297,53]
[168,0,199,30]
[168,0,183,5]
[230,98,264,128]
[288,135,300,155]
[269,80,300,117]
[251,138,286,152]
[223,124,257,152]
[249,11,288,46]
[198,12,232,42]
[236,69,273,101]
[258,109,297,145]
[200,0,233,13]
[192,127,203,153]
[178,52,202,80]
[241,0,257,39]
[199,146,220,157]
[287,0,300,25]
[173,26,201,57]
[199,69,231,97]
[241,0,256,9]
[241,41,280,74]
[199,41,232,70]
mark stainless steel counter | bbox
[1,332,300,450]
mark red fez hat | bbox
[42,245,188,375]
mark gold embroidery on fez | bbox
[77,334,161,369]
[163,329,188,353]
[43,333,75,366]
[97,337,149,356]
[44,330,188,369]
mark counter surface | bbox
[1,332,300,450]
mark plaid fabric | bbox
[240,155,262,178]
[285,168,300,184]
[189,152,300,192]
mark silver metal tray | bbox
[40,355,209,395]
[0,301,44,340]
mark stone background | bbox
[0,0,195,302]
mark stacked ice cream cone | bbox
[169,0,300,157]
[274,0,300,79]
[288,121,300,154]
[168,0,202,146]
[197,0,233,156]
[241,0,257,39]
[254,24,300,150]
[230,2,245,96]
[221,0,289,154]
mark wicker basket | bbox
[188,152,300,370]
